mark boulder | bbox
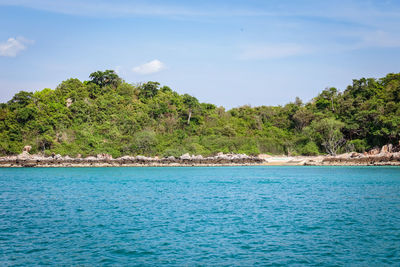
[388,144,393,153]
[368,148,380,155]
[351,152,360,158]
[180,153,191,160]
[17,151,31,160]
[96,153,113,160]
[216,154,230,160]
[118,156,135,161]
[381,145,389,154]
[392,152,400,160]
[136,155,150,161]
[23,145,32,153]
[30,154,46,161]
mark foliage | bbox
[308,118,345,155]
[1,71,399,156]
[300,141,320,156]
[89,70,122,88]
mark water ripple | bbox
[0,166,399,265]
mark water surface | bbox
[1,166,399,266]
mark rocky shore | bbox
[1,144,400,167]
[305,144,400,166]
[0,152,265,167]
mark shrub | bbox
[348,139,368,152]
[300,141,320,156]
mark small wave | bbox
[26,248,47,254]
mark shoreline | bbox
[1,151,400,167]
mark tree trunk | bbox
[187,110,192,125]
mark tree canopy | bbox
[1,71,399,157]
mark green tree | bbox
[7,91,33,111]
[182,94,199,124]
[1,71,399,157]
[89,70,121,88]
[133,130,157,155]
[139,81,160,100]
[309,118,345,155]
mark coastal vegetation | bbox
[0,71,399,157]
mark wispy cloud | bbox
[0,0,210,18]
[359,30,400,48]
[240,44,308,60]
[0,36,34,57]
[1,0,395,22]
[132,59,165,75]
[332,30,400,52]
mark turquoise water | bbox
[1,166,400,266]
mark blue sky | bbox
[1,0,400,108]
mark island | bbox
[1,70,399,166]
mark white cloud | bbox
[240,44,308,60]
[0,36,34,57]
[132,59,165,75]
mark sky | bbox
[0,0,400,108]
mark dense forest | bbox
[0,70,399,157]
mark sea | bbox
[0,166,399,266]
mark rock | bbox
[180,153,191,160]
[77,154,82,158]
[339,152,353,159]
[351,152,360,158]
[388,144,393,153]
[23,145,32,153]
[215,153,229,160]
[392,152,400,160]
[31,154,46,161]
[368,148,380,155]
[96,153,112,160]
[118,156,135,161]
[17,151,31,160]
[22,162,36,167]
[136,155,149,161]
[381,145,389,154]
[66,98,73,108]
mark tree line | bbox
[0,70,399,157]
